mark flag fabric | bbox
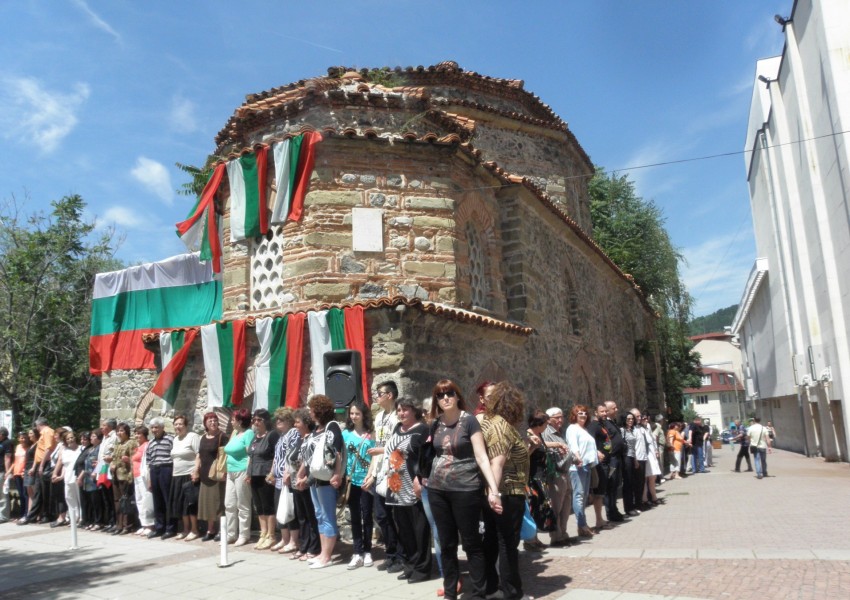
[89,253,222,375]
[306,307,368,405]
[254,316,288,412]
[96,463,112,489]
[152,329,199,405]
[228,147,270,242]
[307,311,333,396]
[284,313,305,408]
[288,131,322,222]
[201,320,247,408]
[270,132,322,225]
[176,163,226,273]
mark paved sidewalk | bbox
[2,446,849,599]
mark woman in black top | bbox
[247,408,279,550]
[196,412,228,542]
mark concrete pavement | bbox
[2,445,849,599]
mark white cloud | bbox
[101,206,144,229]
[71,0,121,42]
[130,157,173,205]
[169,95,198,133]
[0,77,90,153]
[681,230,756,317]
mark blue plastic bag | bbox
[520,501,537,541]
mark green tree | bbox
[0,194,122,434]
[176,154,217,199]
[589,168,701,419]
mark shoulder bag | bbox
[208,433,227,482]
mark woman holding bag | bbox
[342,401,375,569]
[270,407,300,552]
[196,412,228,542]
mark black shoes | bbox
[161,531,177,540]
[397,572,411,580]
[202,532,216,542]
[147,530,163,539]
[387,560,405,574]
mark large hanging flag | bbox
[284,313,305,408]
[228,147,270,242]
[307,307,369,405]
[89,253,222,375]
[254,316,288,412]
[152,329,199,405]
[201,320,247,408]
[176,163,227,273]
[270,132,322,225]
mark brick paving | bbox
[1,446,849,599]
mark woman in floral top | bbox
[110,423,138,535]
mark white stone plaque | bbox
[352,208,384,252]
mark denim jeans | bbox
[420,487,443,576]
[691,445,705,473]
[753,448,768,477]
[310,483,338,537]
[569,466,591,528]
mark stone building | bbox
[100,62,661,426]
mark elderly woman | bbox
[287,408,320,561]
[132,426,154,536]
[224,408,254,545]
[480,381,529,600]
[297,395,344,569]
[246,408,280,550]
[524,410,552,551]
[381,397,433,583]
[565,405,598,538]
[110,423,138,535]
[145,417,175,538]
[270,407,299,552]
[81,431,103,529]
[195,412,228,542]
[342,401,375,569]
[425,379,502,600]
[170,414,200,540]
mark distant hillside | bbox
[689,304,739,336]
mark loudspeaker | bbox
[324,350,363,410]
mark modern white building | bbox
[682,367,745,434]
[732,0,850,460]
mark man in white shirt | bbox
[98,419,118,529]
[747,418,770,479]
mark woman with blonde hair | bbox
[565,405,598,538]
[270,407,300,552]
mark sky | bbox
[0,0,791,317]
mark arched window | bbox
[564,266,581,335]
[466,221,491,310]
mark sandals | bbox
[279,543,297,554]
[291,551,304,560]
[299,552,316,562]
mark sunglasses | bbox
[577,412,587,416]
[437,391,456,400]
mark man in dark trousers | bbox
[601,401,627,522]
[732,419,753,472]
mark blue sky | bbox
[0,0,790,317]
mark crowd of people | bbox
[0,385,778,600]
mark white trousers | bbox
[134,475,155,527]
[224,471,252,542]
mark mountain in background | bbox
[689,304,739,336]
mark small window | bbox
[701,375,712,386]
[466,222,491,310]
[696,395,709,405]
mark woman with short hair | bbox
[224,408,254,546]
[53,432,82,527]
[195,412,228,542]
[297,395,344,569]
[270,407,299,552]
[110,423,138,535]
[132,426,154,535]
[170,414,200,540]
[287,408,320,561]
[82,430,104,530]
[246,408,280,550]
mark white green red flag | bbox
[201,320,247,408]
[271,132,322,224]
[306,306,369,405]
[227,146,269,242]
[89,253,221,375]
[253,314,306,411]
[176,162,226,273]
[152,329,199,406]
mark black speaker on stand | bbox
[324,349,363,411]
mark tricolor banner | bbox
[89,254,222,375]
[152,329,199,405]
[228,147,269,242]
[201,320,247,408]
[254,313,305,411]
[176,163,226,273]
[307,306,368,405]
[270,132,322,225]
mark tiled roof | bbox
[690,332,734,342]
[140,295,534,343]
[684,367,744,393]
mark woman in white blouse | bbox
[564,405,598,538]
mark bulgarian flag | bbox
[254,313,305,411]
[176,162,226,273]
[152,329,199,405]
[227,146,269,242]
[89,253,222,375]
[307,306,369,405]
[95,463,112,489]
[271,131,322,225]
[201,320,247,408]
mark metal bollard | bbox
[69,506,79,550]
[218,515,229,567]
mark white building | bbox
[732,0,850,460]
[690,332,749,420]
[683,367,745,434]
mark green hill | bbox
[689,304,739,336]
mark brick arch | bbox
[570,351,595,407]
[456,193,495,235]
[619,368,635,406]
[562,256,581,336]
[456,193,501,311]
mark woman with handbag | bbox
[196,412,228,542]
[109,423,138,535]
[271,407,300,552]
[171,414,200,541]
[296,394,344,569]
[342,401,375,569]
[246,408,280,550]
[286,408,320,561]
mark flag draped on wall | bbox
[201,320,247,408]
[275,131,322,224]
[228,147,269,242]
[307,307,369,405]
[254,316,288,412]
[176,163,227,273]
[152,329,199,405]
[89,253,222,375]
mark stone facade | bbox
[100,63,660,426]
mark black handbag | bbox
[118,485,136,515]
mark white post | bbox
[218,515,228,567]
[69,506,79,550]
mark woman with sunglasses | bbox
[425,379,501,600]
[564,405,598,538]
[246,408,280,550]
[620,413,641,516]
[638,415,661,508]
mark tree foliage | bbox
[0,195,122,434]
[589,168,701,418]
[689,304,739,336]
[175,154,217,199]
